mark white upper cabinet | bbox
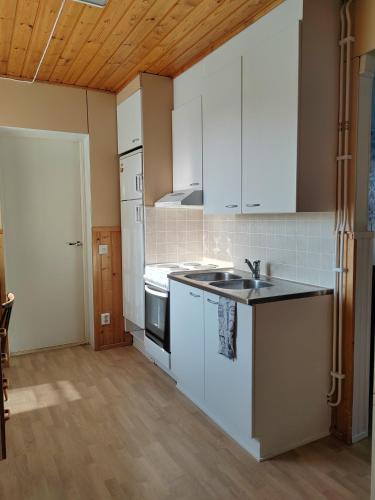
[242,23,299,214]
[202,57,242,214]
[173,0,338,215]
[117,89,143,155]
[172,97,202,191]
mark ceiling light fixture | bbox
[73,0,108,7]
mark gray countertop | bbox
[168,268,333,305]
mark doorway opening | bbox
[0,127,94,353]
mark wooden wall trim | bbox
[92,226,132,351]
[93,226,121,232]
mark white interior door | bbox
[0,135,86,353]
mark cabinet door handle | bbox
[225,204,238,208]
[189,291,201,298]
[246,203,261,207]
[136,174,143,193]
[132,138,140,143]
[190,182,200,186]
[207,298,218,305]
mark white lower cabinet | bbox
[170,281,204,405]
[170,281,332,460]
[204,292,254,449]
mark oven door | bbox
[145,284,170,352]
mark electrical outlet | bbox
[99,244,108,255]
[101,313,111,326]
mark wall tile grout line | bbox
[145,208,335,288]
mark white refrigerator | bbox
[120,150,145,332]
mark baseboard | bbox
[352,430,369,443]
[258,431,331,461]
[97,338,133,351]
[132,333,146,356]
[176,383,261,460]
[11,339,89,356]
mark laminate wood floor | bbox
[0,345,371,500]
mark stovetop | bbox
[144,262,218,290]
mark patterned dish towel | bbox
[218,296,237,360]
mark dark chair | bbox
[0,293,14,460]
[0,293,15,369]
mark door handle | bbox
[225,204,238,208]
[135,206,143,223]
[207,298,219,305]
[136,174,143,192]
[67,241,83,247]
[246,203,261,208]
[190,182,200,186]
[189,291,201,298]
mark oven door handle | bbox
[145,284,168,298]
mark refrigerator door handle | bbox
[135,205,143,223]
[135,174,139,192]
[138,174,143,193]
[138,205,143,223]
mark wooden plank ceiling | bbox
[0,0,283,93]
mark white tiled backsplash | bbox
[145,207,203,264]
[203,213,336,288]
[145,208,336,288]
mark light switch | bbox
[99,244,108,255]
[101,313,111,325]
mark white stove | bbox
[144,261,218,291]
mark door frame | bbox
[0,126,94,350]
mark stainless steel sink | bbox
[185,271,242,282]
[211,279,273,290]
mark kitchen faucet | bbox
[244,259,261,280]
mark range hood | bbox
[154,189,203,208]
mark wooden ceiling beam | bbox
[0,0,18,75]
[7,0,40,77]
[73,0,155,87]
[88,0,178,90]
[113,0,228,92]
[34,1,84,81]
[160,0,283,77]
[61,0,136,86]
[148,0,251,75]
[47,6,103,84]
[21,0,63,79]
[0,0,286,92]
